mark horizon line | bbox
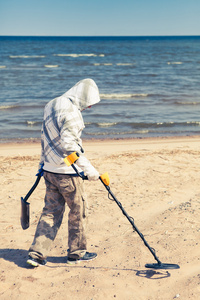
[0,34,200,37]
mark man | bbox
[27,78,101,267]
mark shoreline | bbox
[1,135,200,157]
[1,134,200,144]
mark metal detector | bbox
[64,152,180,270]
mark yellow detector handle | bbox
[64,152,79,166]
[100,172,110,186]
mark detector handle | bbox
[64,152,110,185]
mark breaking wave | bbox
[97,122,117,127]
[9,55,46,58]
[53,53,105,57]
[0,105,19,110]
[44,65,59,68]
[175,101,200,105]
[26,121,40,126]
[100,93,148,99]
[167,62,183,65]
[94,63,135,66]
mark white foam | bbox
[100,93,148,99]
[44,65,59,68]
[94,63,134,66]
[167,62,183,65]
[53,53,104,57]
[26,121,37,126]
[116,63,135,66]
[98,122,117,127]
[187,121,200,125]
[134,130,149,134]
[93,63,113,66]
[0,105,18,110]
[10,55,45,58]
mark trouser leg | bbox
[56,176,88,258]
[65,177,88,258]
[29,173,65,260]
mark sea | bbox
[0,36,200,142]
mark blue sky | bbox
[0,0,199,36]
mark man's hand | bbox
[87,168,100,181]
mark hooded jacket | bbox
[40,78,100,175]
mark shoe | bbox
[67,252,97,265]
[27,256,47,267]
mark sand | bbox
[0,137,199,300]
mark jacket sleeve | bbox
[60,112,99,177]
[75,154,99,179]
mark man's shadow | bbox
[0,248,171,279]
[0,248,29,269]
[0,248,67,269]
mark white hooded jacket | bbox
[40,78,100,175]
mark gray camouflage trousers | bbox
[29,172,88,260]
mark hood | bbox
[63,78,100,111]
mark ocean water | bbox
[0,36,200,142]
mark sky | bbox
[0,0,199,36]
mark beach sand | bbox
[0,137,199,300]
